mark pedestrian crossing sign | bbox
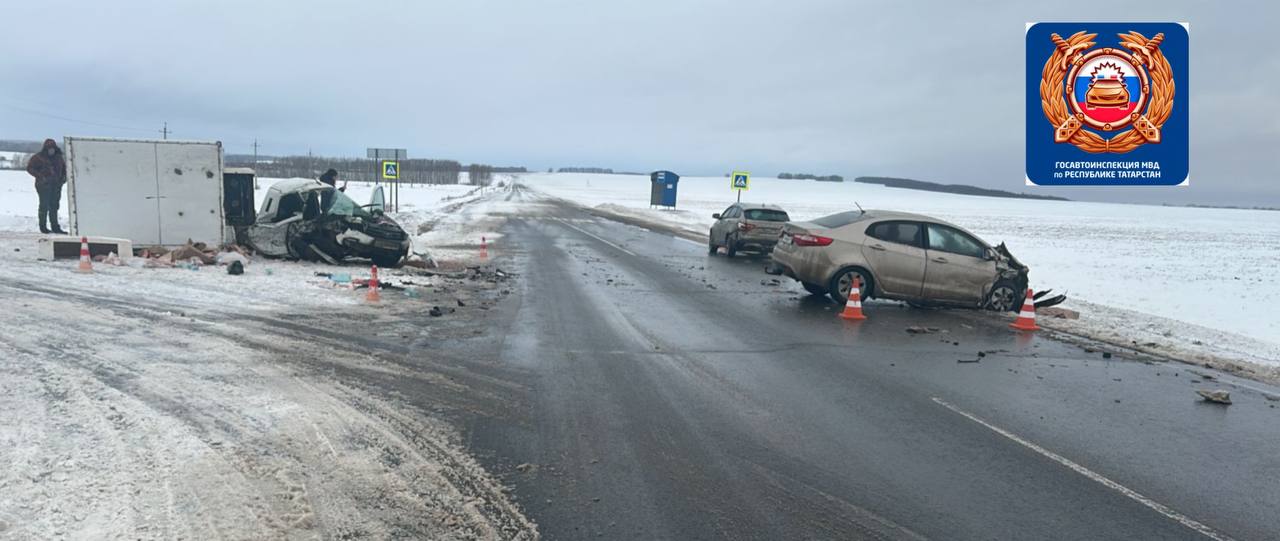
[731,171,750,191]
[382,160,399,180]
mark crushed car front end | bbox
[238,180,411,268]
[984,242,1065,312]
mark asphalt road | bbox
[464,188,1280,540]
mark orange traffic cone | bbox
[479,236,489,260]
[76,236,93,273]
[838,276,867,320]
[366,265,381,303]
[1009,288,1040,331]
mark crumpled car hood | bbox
[994,242,1066,309]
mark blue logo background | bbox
[1025,22,1188,186]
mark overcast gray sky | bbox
[2,1,1276,206]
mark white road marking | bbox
[931,397,1234,541]
[553,218,637,257]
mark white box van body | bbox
[65,137,228,246]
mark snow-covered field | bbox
[520,172,1280,376]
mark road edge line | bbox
[930,397,1233,541]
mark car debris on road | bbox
[905,326,947,334]
[1196,390,1232,405]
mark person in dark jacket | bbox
[26,138,67,234]
[319,168,347,191]
[318,168,346,210]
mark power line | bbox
[0,101,156,134]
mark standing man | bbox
[319,168,347,210]
[26,139,67,234]
[319,168,347,192]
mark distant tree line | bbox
[778,172,845,182]
[0,140,42,153]
[227,155,465,184]
[225,154,523,186]
[1175,203,1279,212]
[467,164,494,186]
[558,167,614,174]
[855,176,1070,201]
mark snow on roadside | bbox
[520,172,1280,377]
[0,171,537,539]
[0,290,536,540]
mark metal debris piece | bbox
[1196,390,1232,405]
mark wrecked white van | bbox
[238,179,409,267]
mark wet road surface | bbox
[465,188,1280,540]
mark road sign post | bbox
[368,148,408,212]
[730,171,750,202]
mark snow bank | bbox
[520,172,1280,372]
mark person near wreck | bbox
[26,138,67,234]
[319,168,347,210]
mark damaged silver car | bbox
[767,209,1065,311]
[236,179,410,268]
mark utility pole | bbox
[252,139,260,189]
[161,122,169,140]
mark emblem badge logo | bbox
[1042,31,1171,152]
[1025,23,1188,186]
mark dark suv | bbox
[708,203,790,257]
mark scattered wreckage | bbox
[237,179,410,268]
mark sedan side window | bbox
[926,224,986,259]
[868,221,922,247]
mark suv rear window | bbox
[744,209,789,222]
[811,211,867,228]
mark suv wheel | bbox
[725,235,738,258]
[708,234,718,256]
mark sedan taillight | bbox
[738,222,756,232]
[791,233,833,246]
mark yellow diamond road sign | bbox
[382,160,399,180]
[731,171,750,191]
